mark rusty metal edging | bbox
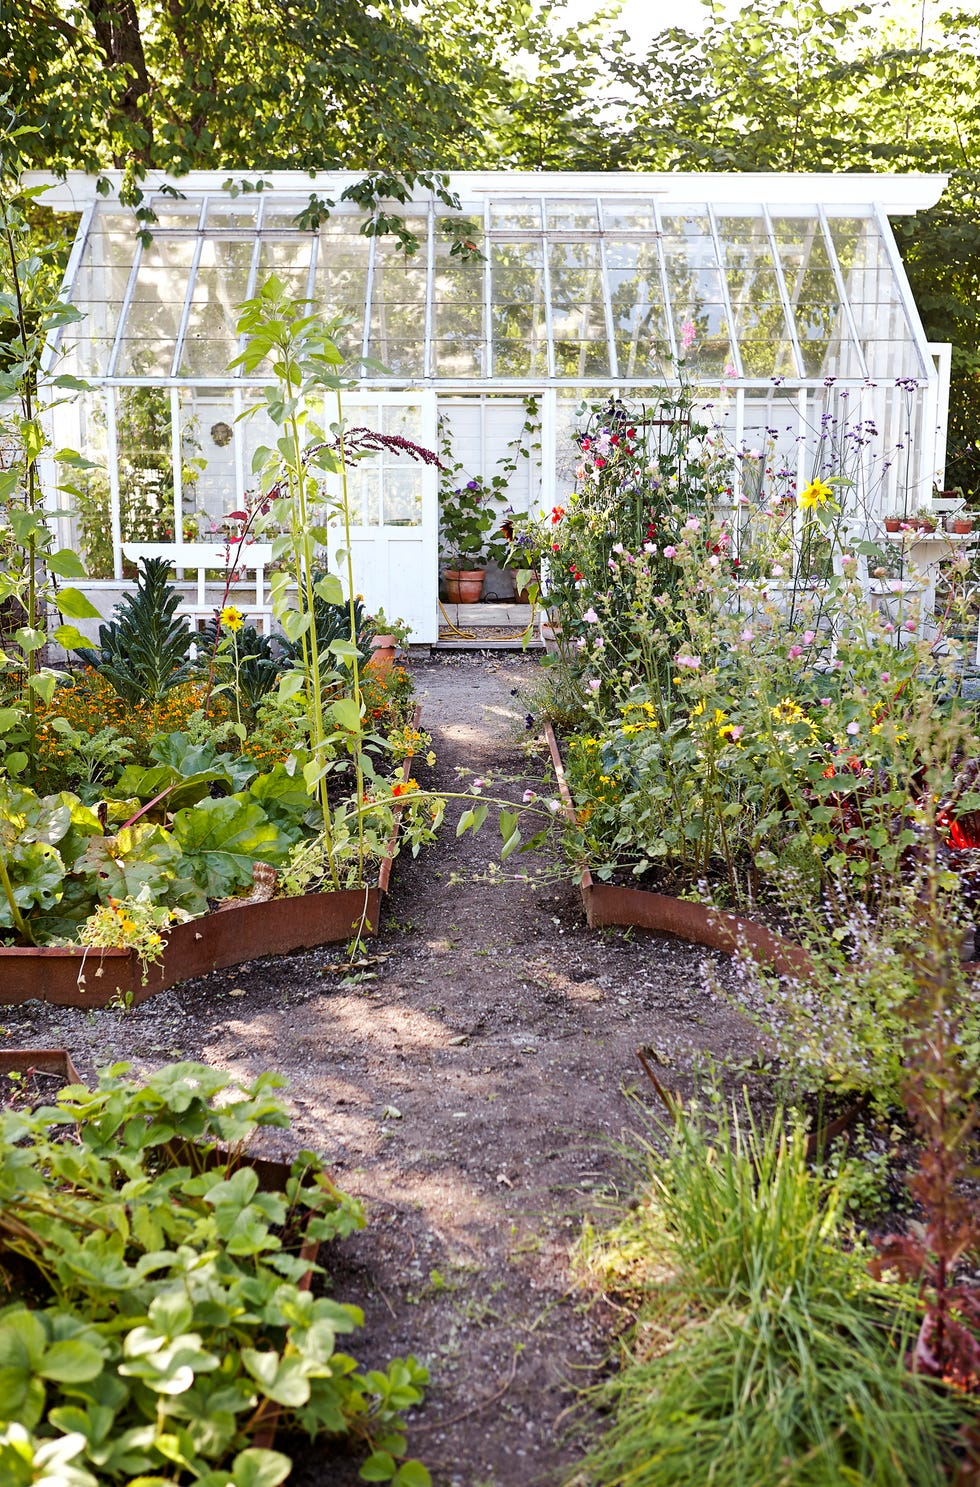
[544,720,814,979]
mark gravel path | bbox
[2,653,753,1487]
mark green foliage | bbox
[0,1062,430,1485]
[581,1100,973,1487]
[76,557,193,705]
[194,618,293,718]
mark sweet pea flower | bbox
[772,564,784,578]
[729,725,743,740]
[587,678,601,693]
[684,516,701,532]
[741,627,754,643]
[820,697,832,707]
[583,607,599,623]
[846,721,860,736]
[802,630,816,645]
[663,544,677,558]
[612,542,625,554]
[880,672,890,684]
[522,789,536,803]
[883,622,895,634]
[675,653,701,669]
[788,645,803,659]
[904,620,917,633]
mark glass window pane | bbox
[489,199,541,230]
[69,392,112,576]
[116,237,196,376]
[491,241,546,376]
[338,402,426,526]
[145,199,202,230]
[549,240,609,376]
[179,389,238,536]
[179,238,254,376]
[606,238,671,377]
[115,387,177,556]
[771,216,852,377]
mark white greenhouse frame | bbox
[27,170,950,643]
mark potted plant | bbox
[439,477,507,602]
[366,608,411,670]
[883,514,904,534]
[951,513,974,535]
[503,511,547,603]
[915,507,937,533]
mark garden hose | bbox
[438,596,540,644]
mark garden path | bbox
[2,653,752,1487]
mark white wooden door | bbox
[326,393,438,642]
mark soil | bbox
[0,653,755,1487]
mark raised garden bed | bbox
[0,717,418,1009]
[545,721,815,979]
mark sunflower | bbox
[798,478,834,510]
[219,605,244,632]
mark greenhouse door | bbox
[327,393,439,643]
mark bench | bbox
[121,542,276,633]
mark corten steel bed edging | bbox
[0,707,422,1008]
[544,720,814,979]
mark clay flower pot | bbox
[367,633,398,673]
[884,517,902,533]
[952,518,973,535]
[444,569,485,603]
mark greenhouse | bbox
[31,169,949,642]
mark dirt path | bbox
[2,654,752,1487]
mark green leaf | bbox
[56,587,102,620]
[172,797,291,896]
[52,624,91,651]
[394,1463,432,1487]
[230,1448,292,1487]
[359,1452,397,1483]
[330,697,362,732]
[38,1339,105,1384]
[314,574,344,605]
[46,548,88,579]
[14,627,46,654]
[27,672,58,705]
[280,609,312,644]
[499,809,520,860]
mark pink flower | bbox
[583,607,599,623]
[772,564,784,578]
[663,545,677,558]
[741,628,754,643]
[587,678,601,693]
[882,622,895,635]
[904,620,917,633]
[846,721,860,736]
[802,630,816,645]
[820,697,832,707]
[680,319,697,350]
[880,672,890,684]
[729,725,743,740]
[674,653,701,670]
[684,516,701,532]
[788,645,803,659]
[708,554,719,568]
[523,789,536,803]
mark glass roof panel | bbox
[549,239,610,377]
[432,231,485,378]
[659,209,734,376]
[115,236,196,377]
[178,237,254,376]
[605,238,672,377]
[368,216,428,377]
[202,198,261,229]
[57,211,135,377]
[490,239,547,377]
[311,221,370,364]
[826,216,921,376]
[146,199,202,230]
[715,212,798,379]
[546,198,598,231]
[489,199,542,231]
[600,199,657,232]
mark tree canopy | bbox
[4,0,980,489]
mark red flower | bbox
[594,457,607,470]
[551,505,565,524]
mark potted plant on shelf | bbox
[366,609,412,671]
[439,477,507,602]
[503,510,548,603]
[914,507,937,533]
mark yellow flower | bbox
[798,478,833,510]
[771,698,805,724]
[220,605,244,632]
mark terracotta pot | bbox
[884,517,902,533]
[515,570,541,605]
[444,569,485,603]
[952,519,973,535]
[367,634,397,674]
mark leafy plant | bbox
[75,557,193,705]
[194,617,293,718]
[0,1061,431,1485]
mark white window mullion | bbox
[106,387,123,581]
